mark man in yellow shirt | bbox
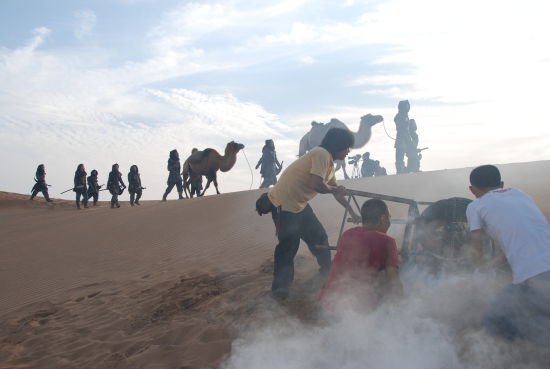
[267,128,361,301]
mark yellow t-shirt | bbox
[268,147,336,213]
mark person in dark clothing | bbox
[374,161,388,176]
[162,149,184,201]
[107,163,126,208]
[74,164,88,209]
[87,170,101,206]
[30,164,52,202]
[394,100,412,174]
[128,165,143,206]
[256,139,282,189]
[189,148,203,198]
[360,152,376,178]
[406,119,421,173]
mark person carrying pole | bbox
[74,164,88,209]
[162,149,184,201]
[128,165,144,206]
[30,164,52,202]
[87,170,102,206]
[107,163,126,208]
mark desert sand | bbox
[1,161,550,369]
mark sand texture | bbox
[1,161,549,368]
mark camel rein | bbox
[241,149,254,190]
[382,119,396,141]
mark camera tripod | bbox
[350,161,361,179]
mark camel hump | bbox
[201,148,215,159]
[328,118,347,129]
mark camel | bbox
[182,141,245,197]
[298,113,383,178]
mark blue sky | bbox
[1,0,550,199]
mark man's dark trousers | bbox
[272,204,331,298]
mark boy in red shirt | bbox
[319,199,403,313]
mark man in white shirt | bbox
[467,165,550,345]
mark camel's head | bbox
[360,114,384,127]
[226,141,245,154]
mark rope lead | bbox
[241,149,254,190]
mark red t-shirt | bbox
[319,227,399,312]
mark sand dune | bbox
[1,161,549,368]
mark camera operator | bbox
[361,152,376,178]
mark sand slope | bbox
[1,161,549,368]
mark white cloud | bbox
[0,29,296,199]
[349,74,415,87]
[298,55,316,64]
[74,9,97,39]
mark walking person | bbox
[189,148,203,198]
[87,170,101,206]
[162,149,184,201]
[261,128,361,301]
[30,164,52,202]
[256,139,282,189]
[107,163,126,208]
[128,165,143,206]
[74,164,88,209]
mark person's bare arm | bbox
[471,229,507,270]
[310,174,360,222]
[487,247,507,269]
[471,229,484,263]
[309,174,340,194]
[332,189,361,223]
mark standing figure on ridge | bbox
[360,152,376,178]
[374,161,387,176]
[162,149,185,201]
[30,164,52,202]
[406,119,421,173]
[394,100,412,174]
[87,170,101,206]
[189,148,203,198]
[74,164,88,209]
[107,163,126,208]
[128,165,143,206]
[256,139,283,188]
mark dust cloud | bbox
[223,269,549,369]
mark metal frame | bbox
[328,189,434,262]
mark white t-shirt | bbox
[466,188,550,284]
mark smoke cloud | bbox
[222,269,549,369]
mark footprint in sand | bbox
[87,291,102,298]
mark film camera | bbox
[347,154,362,165]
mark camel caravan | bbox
[31,101,420,204]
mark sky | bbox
[1,0,550,200]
